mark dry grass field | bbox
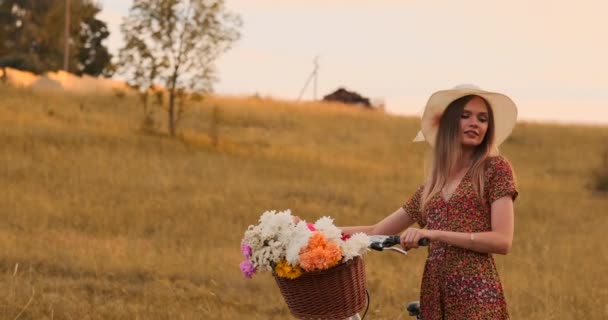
[0,84,607,319]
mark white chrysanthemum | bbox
[258,210,293,240]
[285,221,313,265]
[243,210,296,270]
[314,216,342,243]
[341,233,370,262]
[243,225,263,250]
[249,239,285,271]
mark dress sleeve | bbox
[402,185,426,228]
[486,156,519,204]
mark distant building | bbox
[322,87,372,108]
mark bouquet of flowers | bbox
[239,209,369,280]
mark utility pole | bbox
[297,55,320,102]
[312,56,319,100]
[63,0,71,71]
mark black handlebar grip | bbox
[386,235,401,247]
[386,236,430,247]
[418,238,430,246]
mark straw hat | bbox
[413,84,518,152]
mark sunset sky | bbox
[99,0,608,125]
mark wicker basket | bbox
[273,257,367,320]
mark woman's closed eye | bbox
[461,112,488,123]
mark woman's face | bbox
[460,96,489,147]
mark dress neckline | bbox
[440,168,471,203]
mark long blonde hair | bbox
[421,95,495,212]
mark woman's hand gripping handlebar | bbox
[368,235,430,255]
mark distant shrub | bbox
[594,150,608,193]
[113,88,126,99]
[139,112,158,134]
[153,89,164,106]
[190,92,204,102]
[209,105,221,147]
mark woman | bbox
[341,85,519,319]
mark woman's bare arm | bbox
[401,196,514,255]
[340,207,416,236]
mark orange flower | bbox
[299,232,342,272]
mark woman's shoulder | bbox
[484,155,516,179]
[483,155,519,201]
[485,155,513,170]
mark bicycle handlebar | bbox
[368,235,430,253]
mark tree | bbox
[74,3,114,76]
[0,0,113,76]
[0,0,56,73]
[118,0,241,136]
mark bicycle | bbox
[345,235,429,320]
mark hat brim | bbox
[418,88,518,149]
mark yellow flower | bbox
[275,259,304,279]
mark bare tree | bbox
[118,0,241,136]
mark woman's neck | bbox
[455,149,475,172]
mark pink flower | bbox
[240,260,256,279]
[341,233,351,241]
[241,242,252,258]
[307,223,316,231]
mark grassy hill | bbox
[0,84,607,319]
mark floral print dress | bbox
[403,156,519,320]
